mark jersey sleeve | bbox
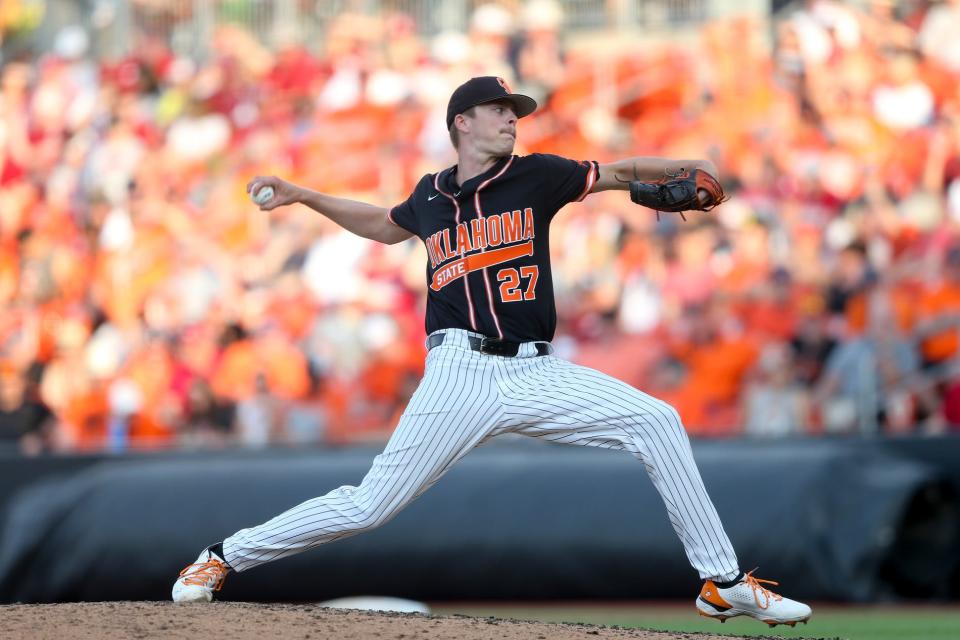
[387,174,434,237]
[532,153,599,214]
[387,195,418,237]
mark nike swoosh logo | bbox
[427,193,440,201]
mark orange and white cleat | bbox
[172,548,231,603]
[696,569,812,627]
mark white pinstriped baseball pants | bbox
[222,329,740,581]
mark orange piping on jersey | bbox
[386,208,401,227]
[574,161,598,202]
[474,156,515,339]
[434,172,476,330]
[430,241,533,292]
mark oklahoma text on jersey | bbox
[426,207,536,292]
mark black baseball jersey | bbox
[388,153,598,342]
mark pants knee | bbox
[348,494,403,534]
[353,506,397,534]
[327,486,387,534]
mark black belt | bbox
[427,333,552,357]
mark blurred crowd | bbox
[3,0,960,455]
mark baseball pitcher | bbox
[172,76,811,628]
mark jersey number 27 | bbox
[497,266,539,303]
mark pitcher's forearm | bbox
[296,188,406,243]
[610,157,717,183]
[593,157,718,192]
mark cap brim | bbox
[477,93,538,119]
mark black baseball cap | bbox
[446,76,538,129]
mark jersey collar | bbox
[444,155,513,197]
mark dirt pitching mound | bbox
[1,602,815,640]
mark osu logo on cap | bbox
[496,77,511,93]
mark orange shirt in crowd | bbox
[669,333,759,434]
[127,412,175,448]
[260,338,311,400]
[210,340,260,401]
[0,243,19,303]
[211,336,310,402]
[844,284,918,337]
[917,282,960,363]
[123,342,177,444]
[61,386,109,451]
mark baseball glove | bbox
[628,168,728,221]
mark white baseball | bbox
[252,186,274,205]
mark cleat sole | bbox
[761,616,811,627]
[699,607,811,628]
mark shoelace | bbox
[179,559,228,591]
[743,568,783,610]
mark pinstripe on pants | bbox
[222,329,740,581]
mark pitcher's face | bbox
[466,100,518,156]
